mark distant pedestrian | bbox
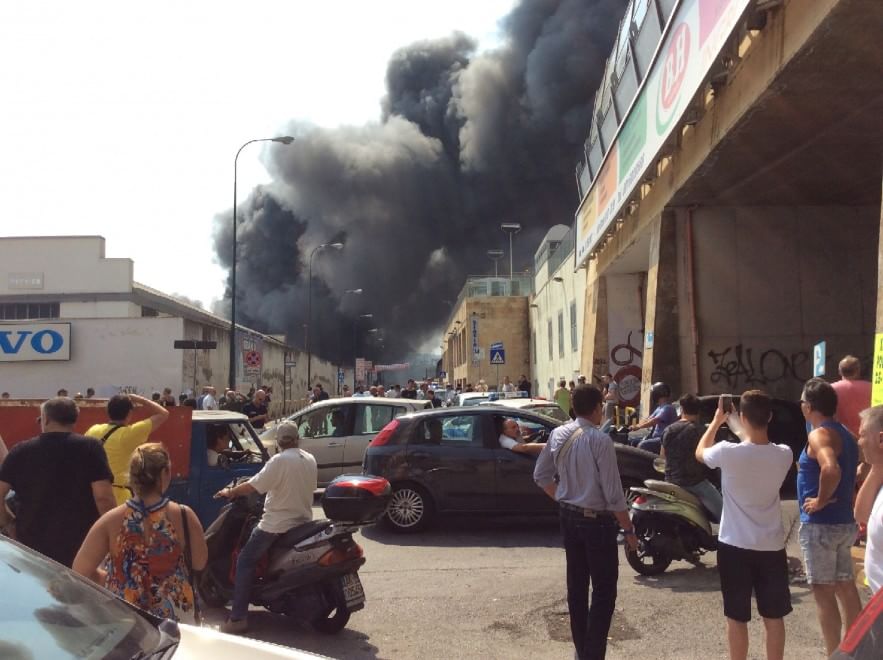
[797,378,862,655]
[602,374,619,425]
[0,398,115,566]
[855,405,883,594]
[243,389,270,429]
[202,386,218,410]
[554,380,570,417]
[160,387,176,407]
[85,387,95,399]
[73,443,207,623]
[501,376,515,393]
[1,392,8,399]
[57,388,68,397]
[428,389,443,408]
[311,383,330,403]
[151,391,161,403]
[695,390,793,660]
[832,355,871,439]
[85,394,170,505]
[533,385,638,660]
[517,374,531,397]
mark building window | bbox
[557,311,564,358]
[141,306,159,317]
[547,320,553,361]
[570,301,578,352]
[0,302,60,320]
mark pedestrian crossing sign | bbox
[490,349,505,365]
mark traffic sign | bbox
[490,348,505,365]
[338,369,345,383]
[813,340,826,377]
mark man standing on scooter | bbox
[534,384,638,660]
[696,391,793,660]
[214,422,317,634]
[797,378,862,656]
[661,393,723,523]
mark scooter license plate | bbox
[341,573,365,607]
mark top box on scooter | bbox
[322,475,392,523]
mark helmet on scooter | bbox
[650,382,671,400]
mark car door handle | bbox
[326,442,343,447]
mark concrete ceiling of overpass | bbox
[671,0,882,208]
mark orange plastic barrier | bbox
[0,400,193,479]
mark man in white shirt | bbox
[202,386,218,410]
[696,390,793,660]
[215,422,318,634]
[501,376,516,393]
[498,418,543,456]
[856,404,883,594]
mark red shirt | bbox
[832,378,872,437]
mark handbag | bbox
[179,504,203,625]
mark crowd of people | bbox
[2,354,883,657]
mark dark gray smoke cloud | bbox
[213,0,624,364]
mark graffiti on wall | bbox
[706,344,811,391]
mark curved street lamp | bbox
[229,136,294,391]
[306,242,344,387]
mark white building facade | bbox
[0,236,344,407]
[529,226,587,399]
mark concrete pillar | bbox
[640,211,682,413]
[579,262,608,385]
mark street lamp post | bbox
[229,135,294,391]
[500,222,522,281]
[487,249,505,277]
[353,314,374,389]
[306,242,344,389]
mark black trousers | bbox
[560,510,619,660]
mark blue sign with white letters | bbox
[0,323,71,362]
[490,341,505,365]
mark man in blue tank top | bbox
[798,377,862,655]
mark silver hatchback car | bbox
[260,397,429,486]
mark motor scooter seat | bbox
[643,480,703,509]
[274,519,333,547]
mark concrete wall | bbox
[443,297,530,389]
[530,252,587,398]
[0,236,132,295]
[690,205,878,399]
[1,316,184,398]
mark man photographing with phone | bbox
[695,390,794,660]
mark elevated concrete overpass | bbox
[575,0,882,404]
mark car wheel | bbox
[382,483,434,533]
[311,606,351,634]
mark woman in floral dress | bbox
[74,443,207,623]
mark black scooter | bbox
[198,475,390,633]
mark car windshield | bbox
[526,405,569,422]
[227,422,267,459]
[0,537,170,659]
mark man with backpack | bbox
[86,393,169,504]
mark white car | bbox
[260,396,429,486]
[0,535,323,659]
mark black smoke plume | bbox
[213,0,624,365]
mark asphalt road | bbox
[203,501,868,659]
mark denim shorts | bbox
[798,522,857,585]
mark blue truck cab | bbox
[164,410,270,527]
